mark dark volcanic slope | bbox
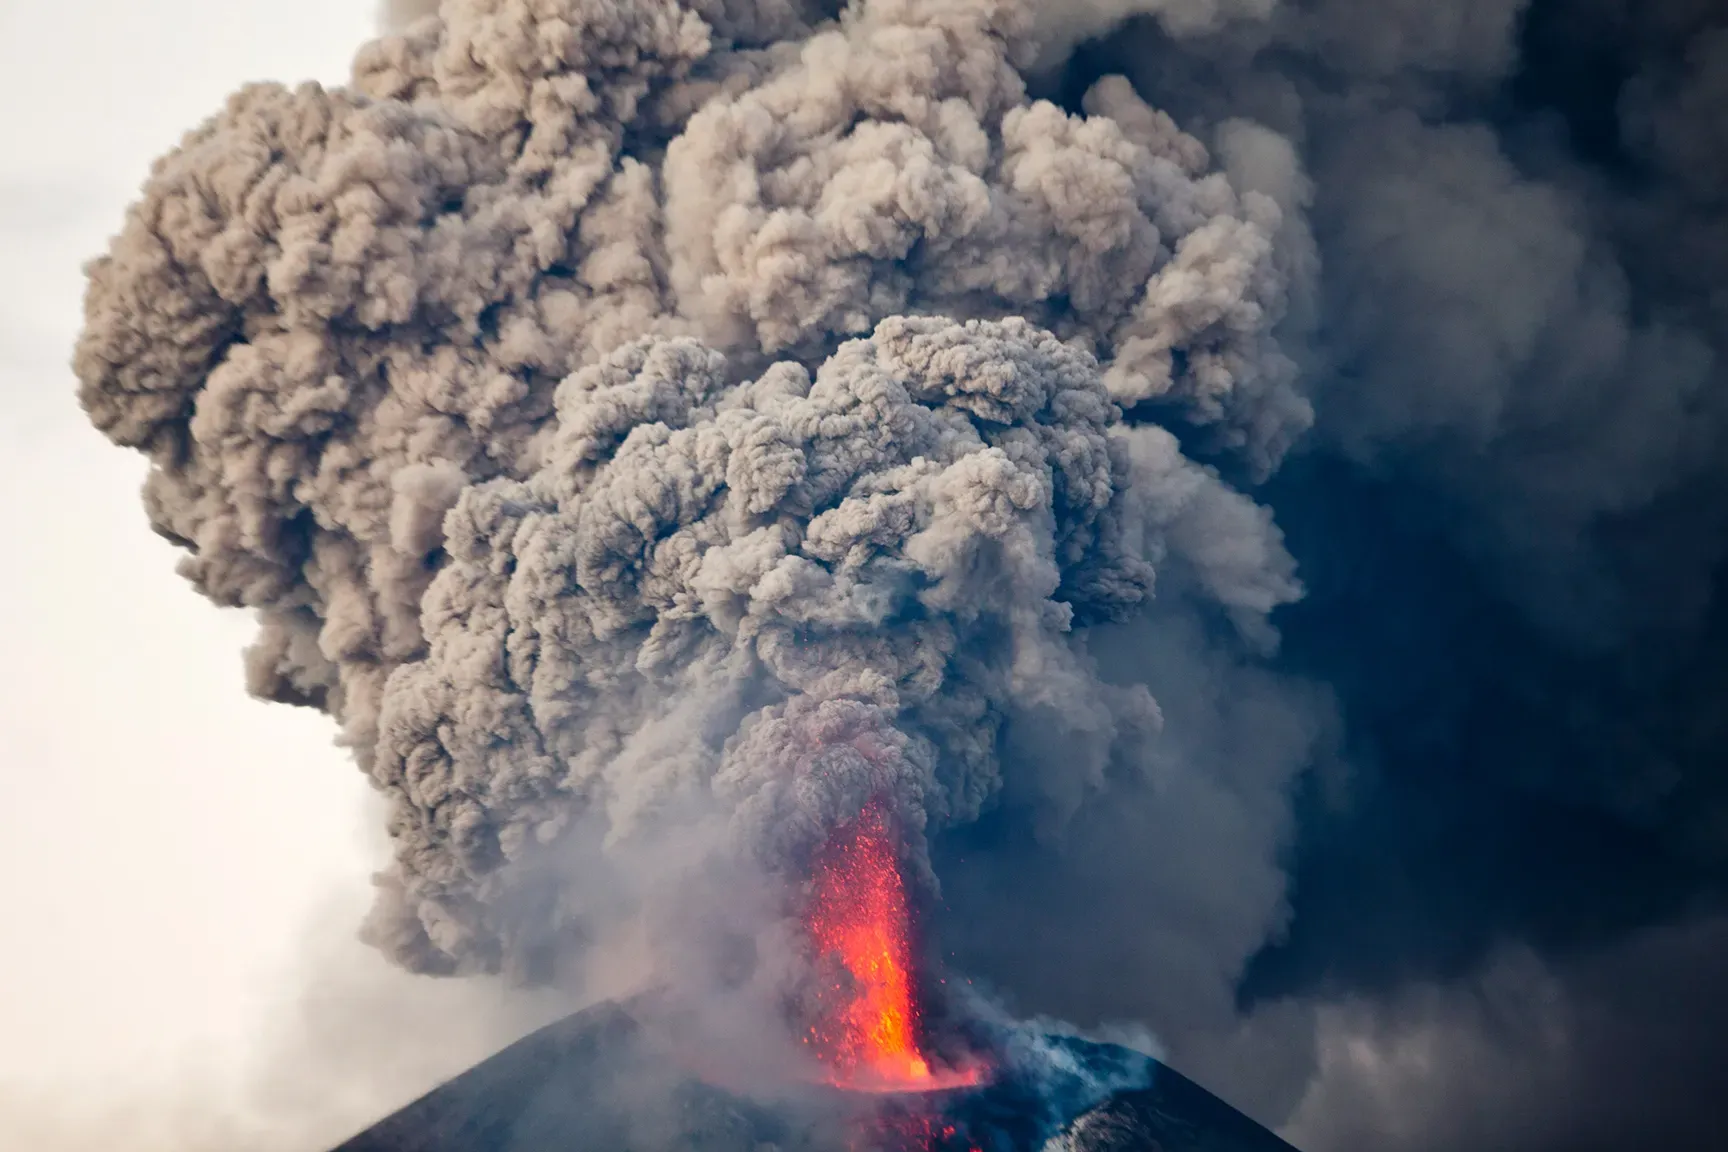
[1063,1073,1304,1152]
[330,1001,1296,1152]
[328,1001,807,1152]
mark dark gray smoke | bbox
[74,0,1728,1147]
[1005,0,1728,1146]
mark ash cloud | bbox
[378,0,441,33]
[1062,0,1728,641]
[1028,0,1728,1146]
[1282,912,1728,1152]
[74,0,1728,1147]
[76,0,1306,1062]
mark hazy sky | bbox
[0,2,504,1143]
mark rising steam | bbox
[74,0,1304,1005]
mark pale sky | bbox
[0,3,550,1147]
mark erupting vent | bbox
[803,803,982,1095]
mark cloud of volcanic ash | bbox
[1023,0,1728,1145]
[73,0,1322,1088]
[1058,0,1728,644]
[75,0,1728,1144]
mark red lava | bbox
[801,803,988,1098]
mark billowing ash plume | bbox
[75,0,1304,987]
[1010,0,1728,1145]
[75,0,1728,1146]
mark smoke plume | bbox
[75,0,1728,1146]
[77,0,1303,1003]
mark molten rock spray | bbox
[74,0,1306,1143]
[803,803,962,1090]
[800,802,989,1147]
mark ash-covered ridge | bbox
[74,0,1307,987]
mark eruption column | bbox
[804,802,957,1090]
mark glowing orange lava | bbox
[803,802,979,1093]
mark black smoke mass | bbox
[72,0,1726,1149]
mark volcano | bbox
[329,1000,1297,1152]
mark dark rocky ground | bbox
[330,1001,1296,1152]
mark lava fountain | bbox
[802,802,985,1096]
